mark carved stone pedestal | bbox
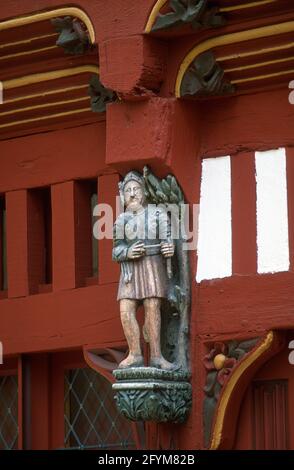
[112,367,192,423]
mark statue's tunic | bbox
[113,206,170,300]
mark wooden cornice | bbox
[175,17,294,98]
[145,0,292,35]
[0,7,104,140]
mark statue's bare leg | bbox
[143,298,175,370]
[118,299,144,368]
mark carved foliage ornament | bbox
[181,51,235,97]
[113,368,192,423]
[51,16,91,55]
[88,75,117,113]
[203,338,259,447]
[151,0,225,32]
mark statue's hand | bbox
[127,241,145,259]
[161,241,175,258]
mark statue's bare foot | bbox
[150,356,179,371]
[118,354,144,369]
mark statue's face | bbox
[124,180,145,211]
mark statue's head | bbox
[120,171,146,212]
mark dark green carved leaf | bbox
[182,0,206,24]
[151,0,225,33]
[88,75,117,113]
[51,16,90,55]
[114,387,191,423]
[181,51,235,97]
[230,348,247,360]
[238,338,259,352]
[161,179,171,196]
[204,370,218,397]
[227,340,239,356]
[203,395,217,447]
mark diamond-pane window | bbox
[64,368,136,450]
[0,375,18,450]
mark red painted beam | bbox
[196,271,294,335]
[0,123,107,193]
[0,283,123,355]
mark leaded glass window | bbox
[0,197,7,291]
[0,375,18,449]
[64,368,136,450]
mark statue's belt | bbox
[121,244,162,283]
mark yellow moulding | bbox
[0,107,92,130]
[175,20,294,97]
[218,41,294,62]
[4,84,88,105]
[225,55,294,73]
[3,65,99,90]
[0,45,57,62]
[0,33,58,50]
[145,0,166,33]
[0,96,89,117]
[220,0,277,12]
[145,0,278,33]
[210,331,274,450]
[232,67,294,84]
[0,7,95,44]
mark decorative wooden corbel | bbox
[83,346,127,383]
[203,331,285,449]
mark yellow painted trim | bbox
[232,68,294,84]
[0,7,95,43]
[220,0,277,13]
[225,56,294,73]
[3,65,99,90]
[0,33,57,50]
[0,107,92,130]
[210,331,274,450]
[0,96,89,117]
[4,85,88,105]
[218,41,294,61]
[175,21,294,97]
[145,0,278,33]
[145,0,166,33]
[0,45,57,61]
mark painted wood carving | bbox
[151,0,225,33]
[112,167,192,422]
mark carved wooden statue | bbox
[112,167,192,423]
[113,170,176,370]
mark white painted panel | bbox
[196,156,232,282]
[255,148,289,273]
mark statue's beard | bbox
[126,199,144,212]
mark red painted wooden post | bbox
[231,152,257,275]
[51,182,77,291]
[6,190,30,298]
[29,354,51,450]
